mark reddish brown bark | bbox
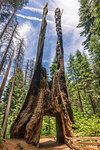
[24,60,29,87]
[0,48,15,99]
[2,40,23,138]
[55,8,75,123]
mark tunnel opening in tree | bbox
[41,116,56,137]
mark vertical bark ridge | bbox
[55,8,75,123]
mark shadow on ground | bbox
[39,140,63,148]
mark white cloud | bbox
[48,0,80,34]
[18,21,39,63]
[16,13,75,31]
[23,6,43,14]
[16,14,42,22]
[16,0,85,74]
[18,21,33,44]
[21,1,81,35]
[29,0,43,8]
[50,0,80,25]
[42,59,51,63]
[49,0,85,57]
[23,6,54,17]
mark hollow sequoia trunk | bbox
[10,3,49,146]
[55,8,75,123]
[10,5,74,148]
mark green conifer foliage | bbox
[1,68,26,138]
[41,116,56,137]
[49,56,57,80]
[66,50,100,136]
[78,0,100,115]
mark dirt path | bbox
[39,138,70,150]
[0,138,70,150]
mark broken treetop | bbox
[55,8,64,70]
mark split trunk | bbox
[10,5,74,147]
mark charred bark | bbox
[10,3,48,146]
[55,8,75,123]
[10,5,74,148]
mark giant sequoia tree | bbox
[10,4,74,147]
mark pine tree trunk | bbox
[2,63,17,138]
[83,88,96,114]
[55,8,75,123]
[0,48,15,99]
[77,86,84,115]
[29,59,34,85]
[89,95,96,114]
[24,60,29,87]
[0,23,17,74]
[75,79,84,115]
[2,41,22,138]
[0,9,17,39]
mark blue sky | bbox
[16,0,85,75]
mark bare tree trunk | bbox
[24,60,29,87]
[0,48,15,99]
[55,8,75,123]
[89,94,96,114]
[2,41,22,138]
[0,9,17,39]
[77,86,84,116]
[29,58,34,85]
[0,23,17,74]
[83,87,96,114]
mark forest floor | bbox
[0,137,70,150]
